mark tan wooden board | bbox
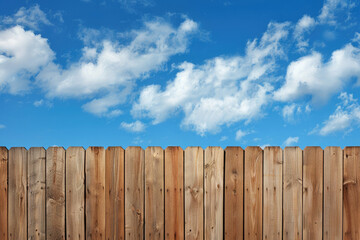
[0,147,8,240]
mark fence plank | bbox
[86,147,106,239]
[105,147,125,240]
[0,147,8,240]
[46,147,65,240]
[165,147,184,240]
[204,147,224,240]
[145,147,164,240]
[125,147,145,240]
[283,147,302,240]
[244,147,262,240]
[8,147,27,240]
[185,147,203,240]
[263,147,282,240]
[324,147,342,240]
[303,147,323,240]
[343,147,360,240]
[224,147,243,240]
[66,147,85,240]
[28,147,46,240]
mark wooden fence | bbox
[0,146,359,240]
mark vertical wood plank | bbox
[46,147,65,240]
[283,147,302,240]
[244,146,262,240]
[145,147,164,240]
[324,147,342,240]
[165,146,184,240]
[204,147,224,240]
[8,147,27,240]
[125,147,145,240]
[0,147,8,240]
[184,147,203,240]
[224,147,243,240]
[343,147,360,240]
[303,147,323,240]
[66,147,85,240]
[86,147,106,239]
[263,147,282,240]
[105,147,125,240]
[28,147,46,240]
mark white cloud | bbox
[36,17,198,116]
[0,124,5,129]
[2,5,51,30]
[294,15,316,51]
[132,22,290,135]
[33,99,44,107]
[318,0,353,25]
[283,136,299,146]
[235,130,248,141]
[220,136,228,141]
[120,120,146,132]
[0,26,54,94]
[316,92,360,135]
[274,44,360,104]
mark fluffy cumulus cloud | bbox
[274,43,360,104]
[132,22,290,135]
[1,5,51,30]
[36,17,198,116]
[120,120,146,132]
[316,92,360,135]
[283,136,299,146]
[0,26,54,94]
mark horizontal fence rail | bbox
[0,146,359,240]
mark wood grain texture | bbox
[244,146,262,240]
[283,147,302,240]
[105,147,125,240]
[46,147,65,240]
[125,147,145,240]
[184,147,203,240]
[303,147,323,240]
[0,147,8,240]
[324,147,342,240]
[86,147,106,240]
[165,147,184,240]
[204,147,224,240]
[224,147,243,240]
[66,147,85,240]
[263,147,282,240]
[343,147,360,240]
[8,147,27,240]
[28,147,46,240]
[145,147,164,240]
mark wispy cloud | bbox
[120,120,146,132]
[283,136,299,146]
[0,124,5,129]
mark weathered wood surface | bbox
[185,147,204,240]
[105,147,125,240]
[244,147,262,240]
[145,147,164,240]
[165,147,184,240]
[0,147,8,240]
[224,147,243,240]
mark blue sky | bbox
[0,0,360,149]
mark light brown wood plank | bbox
[8,147,27,240]
[303,147,323,240]
[66,147,85,240]
[0,147,8,240]
[86,147,106,240]
[244,146,262,240]
[324,147,342,240]
[263,147,282,240]
[28,147,46,240]
[105,147,125,240]
[165,146,184,240]
[185,147,203,240]
[125,147,145,240]
[145,147,164,240]
[343,147,360,240]
[283,147,302,240]
[204,147,224,240]
[224,147,243,240]
[46,147,65,240]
